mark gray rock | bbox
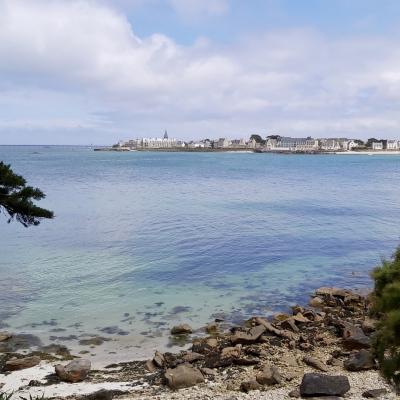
[256,365,282,385]
[5,356,40,371]
[182,352,205,363]
[55,359,91,383]
[343,324,370,349]
[231,325,266,345]
[300,373,350,397]
[362,388,388,398]
[171,324,193,335]
[165,365,204,389]
[303,355,329,372]
[240,379,262,392]
[344,349,375,371]
[84,389,114,400]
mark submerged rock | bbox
[55,359,91,383]
[164,364,204,389]
[300,373,350,397]
[170,324,193,335]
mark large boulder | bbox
[342,324,370,349]
[5,356,40,371]
[300,373,350,397]
[164,365,204,389]
[344,349,375,371]
[231,325,265,345]
[170,324,193,335]
[55,359,91,383]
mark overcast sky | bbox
[1,0,400,144]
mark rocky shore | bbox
[1,287,398,399]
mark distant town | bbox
[96,130,400,153]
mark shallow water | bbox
[1,146,399,360]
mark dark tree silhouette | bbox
[0,162,54,227]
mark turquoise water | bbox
[1,146,399,359]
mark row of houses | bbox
[117,132,257,150]
[264,137,400,152]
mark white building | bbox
[387,140,399,150]
[372,142,384,150]
[274,137,319,151]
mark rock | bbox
[171,324,193,335]
[344,349,375,371]
[273,313,291,322]
[231,325,266,344]
[362,388,388,398]
[288,388,301,398]
[309,297,325,308]
[164,365,204,389]
[55,359,91,383]
[5,356,41,371]
[84,389,114,400]
[256,365,282,385]
[205,323,219,335]
[145,359,157,372]
[281,354,299,367]
[280,318,299,333]
[300,373,350,397]
[79,337,104,346]
[240,379,262,392]
[206,338,218,347]
[255,317,297,340]
[343,324,370,349]
[221,345,241,359]
[362,318,377,334]
[182,352,205,363]
[293,313,309,324]
[0,332,12,342]
[153,351,165,367]
[303,356,329,372]
[315,287,353,299]
[200,367,218,377]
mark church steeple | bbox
[163,130,168,139]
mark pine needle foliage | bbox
[371,246,400,387]
[0,161,53,227]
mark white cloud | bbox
[168,0,229,19]
[0,0,400,144]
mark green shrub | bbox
[372,246,400,387]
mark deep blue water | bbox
[0,146,399,357]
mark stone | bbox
[240,379,262,392]
[221,345,241,359]
[55,359,91,383]
[362,318,377,334]
[145,359,157,372]
[153,351,165,367]
[200,367,218,377]
[293,313,309,324]
[205,323,219,335]
[273,313,291,322]
[206,338,218,347]
[171,324,193,335]
[256,365,282,385]
[5,356,40,371]
[84,389,114,400]
[303,356,329,372]
[342,324,370,349]
[0,332,12,342]
[344,349,375,371]
[255,317,297,340]
[231,325,266,345]
[288,388,300,398]
[362,388,388,398]
[300,373,350,397]
[182,352,205,363]
[309,297,325,308]
[164,365,204,389]
[280,318,299,333]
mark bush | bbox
[372,246,400,387]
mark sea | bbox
[1,146,399,361]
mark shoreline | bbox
[1,286,397,399]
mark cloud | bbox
[0,0,400,144]
[168,0,229,19]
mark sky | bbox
[1,0,400,144]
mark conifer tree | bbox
[0,161,53,227]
